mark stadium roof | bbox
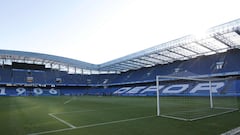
[0,49,97,74]
[1,18,240,74]
[99,18,240,72]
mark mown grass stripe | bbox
[28,115,155,135]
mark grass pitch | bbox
[159,97,239,121]
[0,96,239,135]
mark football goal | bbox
[156,75,239,121]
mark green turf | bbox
[0,96,239,135]
[159,96,239,120]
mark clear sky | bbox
[0,0,239,64]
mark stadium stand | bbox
[0,48,240,96]
[0,19,240,96]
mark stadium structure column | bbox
[156,76,160,116]
[209,81,213,108]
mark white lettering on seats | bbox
[33,88,43,95]
[140,86,159,93]
[0,87,6,95]
[113,87,132,94]
[16,87,26,95]
[190,82,224,93]
[49,88,58,94]
[162,84,189,94]
[126,86,146,94]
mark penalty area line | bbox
[27,115,155,135]
[221,126,240,135]
[48,113,76,128]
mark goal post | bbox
[156,75,239,121]
[156,76,160,116]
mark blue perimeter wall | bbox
[0,79,240,97]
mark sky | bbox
[0,0,239,64]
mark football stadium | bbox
[0,18,240,135]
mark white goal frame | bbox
[156,75,238,121]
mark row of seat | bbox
[0,49,240,86]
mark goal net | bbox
[156,75,239,121]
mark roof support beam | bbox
[195,41,218,53]
[131,59,151,65]
[148,53,170,63]
[156,52,176,61]
[102,65,127,72]
[103,64,127,70]
[141,56,160,64]
[120,62,142,69]
[144,55,167,63]
[116,63,135,69]
[138,57,157,65]
[118,63,140,71]
[213,34,234,48]
[167,49,191,59]
[179,45,199,55]
[109,66,125,71]
[127,60,147,67]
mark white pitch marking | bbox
[160,108,238,121]
[189,108,238,121]
[221,126,240,135]
[27,115,155,135]
[160,114,188,121]
[63,97,75,104]
[48,113,76,128]
[51,109,96,115]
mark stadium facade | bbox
[0,19,240,97]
